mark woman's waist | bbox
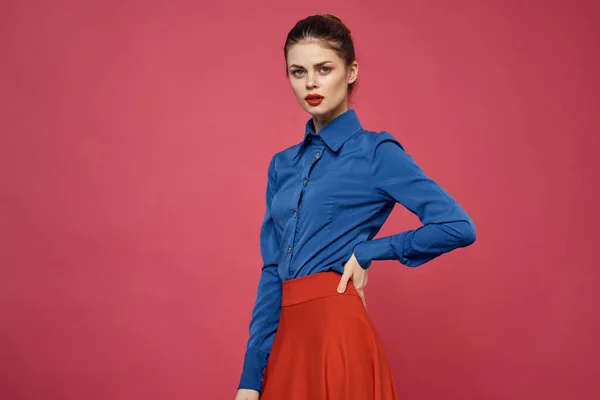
[281,270,360,307]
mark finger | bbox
[358,289,367,310]
[354,272,367,291]
[354,277,365,291]
[338,271,352,293]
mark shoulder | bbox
[373,130,405,149]
[263,140,303,182]
[359,129,422,177]
[356,129,407,160]
[269,141,301,168]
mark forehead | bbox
[286,41,342,66]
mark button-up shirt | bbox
[238,109,476,392]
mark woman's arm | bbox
[353,132,476,269]
[238,155,282,393]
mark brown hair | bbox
[284,14,358,98]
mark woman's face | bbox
[286,41,358,122]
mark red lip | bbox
[305,93,324,106]
[305,93,324,100]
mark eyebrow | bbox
[288,61,333,69]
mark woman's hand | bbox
[338,252,368,309]
[235,389,259,400]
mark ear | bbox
[347,60,359,84]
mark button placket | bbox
[287,145,324,278]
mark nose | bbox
[305,72,318,90]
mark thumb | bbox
[338,270,351,293]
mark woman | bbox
[235,14,476,400]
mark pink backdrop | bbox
[1,1,599,399]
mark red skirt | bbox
[260,271,399,400]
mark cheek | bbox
[323,74,347,95]
[289,79,304,98]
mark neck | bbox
[312,100,349,134]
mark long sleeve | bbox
[353,132,476,268]
[238,155,282,393]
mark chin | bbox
[303,104,334,118]
[297,97,344,119]
[306,109,327,118]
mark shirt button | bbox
[287,246,292,253]
[293,211,297,218]
[303,178,308,185]
[315,151,321,159]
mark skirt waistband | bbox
[281,271,360,307]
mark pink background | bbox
[1,0,599,399]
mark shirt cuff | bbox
[238,347,269,393]
[353,235,399,268]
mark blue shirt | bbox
[238,109,476,392]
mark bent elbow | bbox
[459,219,477,247]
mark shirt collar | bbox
[293,109,363,160]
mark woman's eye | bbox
[320,66,331,73]
[292,70,304,77]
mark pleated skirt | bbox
[260,271,399,400]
